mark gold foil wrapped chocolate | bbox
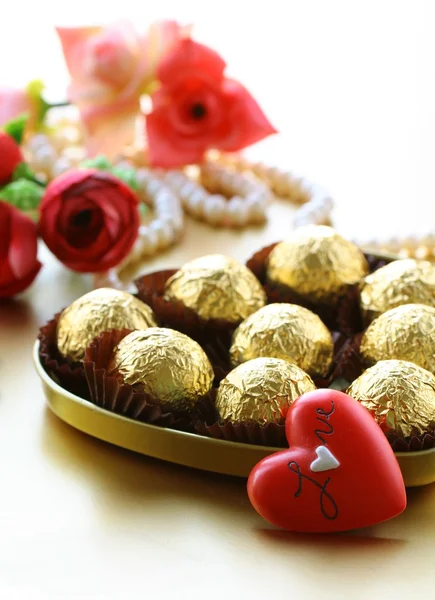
[108,328,214,411]
[266,225,369,305]
[230,303,333,377]
[360,258,435,323]
[57,288,157,362]
[163,254,266,323]
[347,359,435,438]
[215,357,316,424]
[360,304,435,375]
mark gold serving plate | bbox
[33,341,435,486]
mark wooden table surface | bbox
[1,2,435,598]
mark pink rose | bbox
[57,20,186,157]
[146,38,277,168]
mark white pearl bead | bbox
[61,146,87,164]
[251,162,267,178]
[27,134,50,152]
[146,179,163,199]
[138,229,157,256]
[51,156,72,178]
[245,196,267,223]
[226,196,247,226]
[179,181,199,200]
[246,190,267,210]
[218,170,234,190]
[136,168,151,190]
[32,145,57,172]
[203,194,226,225]
[149,220,174,248]
[172,215,185,235]
[128,237,146,262]
[164,171,186,188]
[187,191,207,217]
[155,190,178,213]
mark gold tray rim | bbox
[33,341,435,486]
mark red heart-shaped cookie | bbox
[247,389,406,532]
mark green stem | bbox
[49,101,70,109]
[28,175,46,187]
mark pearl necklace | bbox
[22,115,433,290]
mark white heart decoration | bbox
[310,446,340,473]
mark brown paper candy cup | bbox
[387,431,435,452]
[134,269,238,340]
[38,313,89,399]
[134,269,237,382]
[246,245,395,335]
[83,329,194,431]
[312,332,364,389]
[193,389,287,447]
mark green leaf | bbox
[80,156,140,192]
[3,114,29,144]
[0,179,44,212]
[111,166,139,191]
[80,155,113,171]
[12,162,36,181]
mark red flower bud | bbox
[0,132,23,185]
[39,169,140,273]
[0,201,42,297]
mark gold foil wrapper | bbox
[266,225,369,305]
[215,357,316,424]
[108,328,214,411]
[361,304,435,375]
[360,258,435,323]
[57,288,157,362]
[347,359,435,438]
[163,254,266,323]
[230,303,333,377]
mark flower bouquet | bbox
[0,19,335,298]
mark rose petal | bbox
[147,106,208,167]
[216,79,278,152]
[40,169,98,210]
[0,87,32,127]
[8,208,39,280]
[99,212,139,269]
[158,38,226,87]
[82,189,121,240]
[117,20,184,103]
[81,99,140,157]
[0,203,12,259]
[0,261,41,298]
[56,26,102,80]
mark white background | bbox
[1,0,434,241]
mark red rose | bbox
[0,131,23,185]
[146,38,277,168]
[0,201,42,297]
[39,169,140,273]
